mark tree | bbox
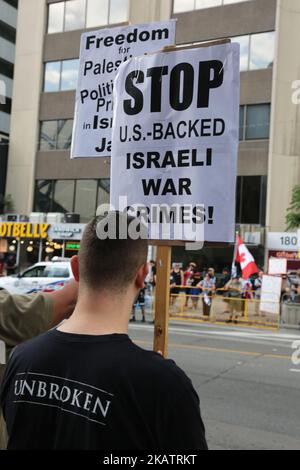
[286,184,300,230]
[0,194,14,214]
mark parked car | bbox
[0,258,73,294]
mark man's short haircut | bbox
[79,212,148,292]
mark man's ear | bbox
[70,256,80,282]
[135,262,149,289]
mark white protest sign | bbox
[110,43,240,242]
[71,20,176,158]
[260,275,282,315]
[268,257,287,275]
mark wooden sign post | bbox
[153,245,172,357]
[109,38,238,359]
[150,39,233,358]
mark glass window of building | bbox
[239,106,245,141]
[240,176,262,224]
[53,180,75,213]
[44,61,61,92]
[173,0,250,12]
[109,0,129,24]
[74,180,98,222]
[223,0,248,4]
[235,176,242,223]
[48,0,128,33]
[34,179,111,219]
[34,180,54,213]
[97,179,110,208]
[39,120,73,150]
[48,2,65,34]
[231,35,249,72]
[245,104,270,140]
[236,176,267,225]
[195,0,222,9]
[86,0,109,28]
[249,31,275,70]
[173,0,195,13]
[40,121,58,151]
[60,59,79,91]
[57,120,73,150]
[64,0,86,32]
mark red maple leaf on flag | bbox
[239,252,246,264]
[235,235,258,279]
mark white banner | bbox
[268,257,287,275]
[110,43,240,242]
[71,20,176,158]
[260,275,282,315]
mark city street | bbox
[129,321,300,450]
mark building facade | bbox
[4,0,300,269]
[0,0,18,196]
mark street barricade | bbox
[167,287,280,329]
[280,295,300,330]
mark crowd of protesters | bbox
[169,263,250,322]
[168,263,300,322]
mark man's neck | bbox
[57,288,133,336]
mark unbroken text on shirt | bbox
[12,373,113,425]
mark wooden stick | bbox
[153,245,172,357]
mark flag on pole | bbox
[231,231,238,278]
[236,235,259,280]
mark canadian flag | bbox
[235,235,259,280]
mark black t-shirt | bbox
[0,330,207,450]
[170,270,182,286]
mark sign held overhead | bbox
[110,42,240,243]
[71,20,176,158]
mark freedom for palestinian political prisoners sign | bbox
[71,20,176,158]
[110,43,240,243]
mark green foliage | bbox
[0,194,14,214]
[286,184,300,230]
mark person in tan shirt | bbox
[0,281,78,449]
